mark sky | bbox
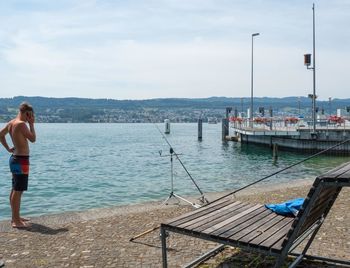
[0,0,349,100]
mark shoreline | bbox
[0,178,314,230]
[0,179,348,267]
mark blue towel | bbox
[265,198,305,217]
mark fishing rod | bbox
[130,126,349,242]
[152,121,209,204]
[130,112,210,242]
[209,138,350,206]
[133,102,208,204]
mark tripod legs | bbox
[162,151,202,208]
[163,191,201,208]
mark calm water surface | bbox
[0,123,349,220]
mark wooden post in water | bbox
[269,107,273,130]
[273,143,278,161]
[164,119,170,134]
[198,119,203,140]
[222,118,229,141]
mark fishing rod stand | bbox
[161,148,201,209]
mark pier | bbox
[227,117,350,155]
[223,4,350,155]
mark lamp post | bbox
[250,32,260,126]
[304,4,316,135]
[328,97,332,115]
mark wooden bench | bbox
[160,162,350,267]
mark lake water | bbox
[0,123,349,220]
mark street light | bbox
[250,32,260,125]
[304,4,316,135]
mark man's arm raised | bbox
[0,123,14,152]
[20,121,36,143]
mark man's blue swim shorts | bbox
[9,155,30,191]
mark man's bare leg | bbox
[10,190,29,228]
[10,189,30,223]
[9,189,13,211]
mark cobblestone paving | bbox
[0,200,219,268]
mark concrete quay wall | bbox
[239,129,350,155]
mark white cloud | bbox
[0,0,349,99]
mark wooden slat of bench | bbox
[310,190,338,213]
[227,209,276,241]
[313,187,338,202]
[337,169,350,179]
[165,198,234,226]
[200,204,262,235]
[260,221,294,249]
[238,214,287,244]
[249,217,294,246]
[318,162,350,179]
[211,206,268,237]
[271,231,289,251]
[295,184,330,219]
[331,164,350,178]
[279,182,331,249]
[178,201,247,230]
[218,208,272,238]
[298,193,340,236]
[192,203,253,232]
[307,189,339,214]
[308,199,334,220]
[323,177,350,185]
[204,207,263,238]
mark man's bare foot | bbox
[11,220,31,229]
[11,217,31,223]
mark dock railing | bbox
[230,116,350,133]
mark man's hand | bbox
[8,147,15,153]
[27,113,35,124]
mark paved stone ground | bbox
[200,185,350,268]
[0,182,349,268]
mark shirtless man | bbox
[0,102,36,228]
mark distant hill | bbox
[0,96,349,123]
[1,95,349,109]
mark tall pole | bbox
[250,33,259,125]
[312,3,316,134]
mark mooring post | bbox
[222,118,229,141]
[164,119,170,134]
[269,107,273,130]
[198,118,203,140]
[273,143,278,161]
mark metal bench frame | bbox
[160,162,350,268]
